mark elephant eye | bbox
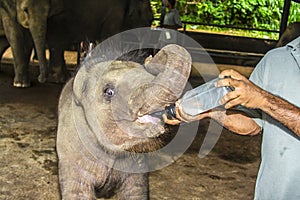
[103,84,115,101]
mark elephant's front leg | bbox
[118,173,149,200]
[2,16,32,87]
[11,36,32,88]
[59,163,97,200]
[49,47,68,83]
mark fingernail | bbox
[220,98,226,105]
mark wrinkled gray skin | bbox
[56,44,192,199]
[1,0,153,87]
[276,22,300,47]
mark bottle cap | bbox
[164,103,176,119]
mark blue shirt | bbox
[250,36,300,200]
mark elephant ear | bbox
[16,0,30,28]
[16,0,58,28]
[72,62,99,106]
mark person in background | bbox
[164,36,300,200]
[156,0,182,53]
[161,0,182,30]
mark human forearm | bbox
[218,69,300,137]
[259,91,300,137]
[210,110,261,136]
[165,102,261,136]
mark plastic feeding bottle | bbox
[164,77,234,118]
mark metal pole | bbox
[280,0,291,37]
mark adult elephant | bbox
[44,0,153,83]
[0,0,63,87]
[2,0,153,87]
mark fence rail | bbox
[181,21,280,34]
[154,18,280,35]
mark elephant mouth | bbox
[128,111,165,138]
[136,112,161,124]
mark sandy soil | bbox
[0,50,261,200]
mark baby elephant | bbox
[56,44,192,199]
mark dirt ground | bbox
[0,50,262,200]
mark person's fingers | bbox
[162,114,181,125]
[216,77,240,89]
[178,107,210,122]
[219,69,245,80]
[175,102,184,121]
[224,98,243,109]
[219,91,239,105]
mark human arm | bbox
[217,69,300,137]
[163,101,261,136]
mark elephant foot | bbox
[38,74,47,83]
[13,75,30,87]
[13,80,30,88]
[48,72,69,84]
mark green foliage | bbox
[150,0,162,23]
[151,0,300,39]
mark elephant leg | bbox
[0,37,10,72]
[2,16,32,87]
[58,163,97,200]
[49,47,68,83]
[118,173,149,200]
[11,36,32,87]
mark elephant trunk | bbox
[129,44,192,117]
[30,18,48,83]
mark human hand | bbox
[216,69,267,109]
[163,101,211,125]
